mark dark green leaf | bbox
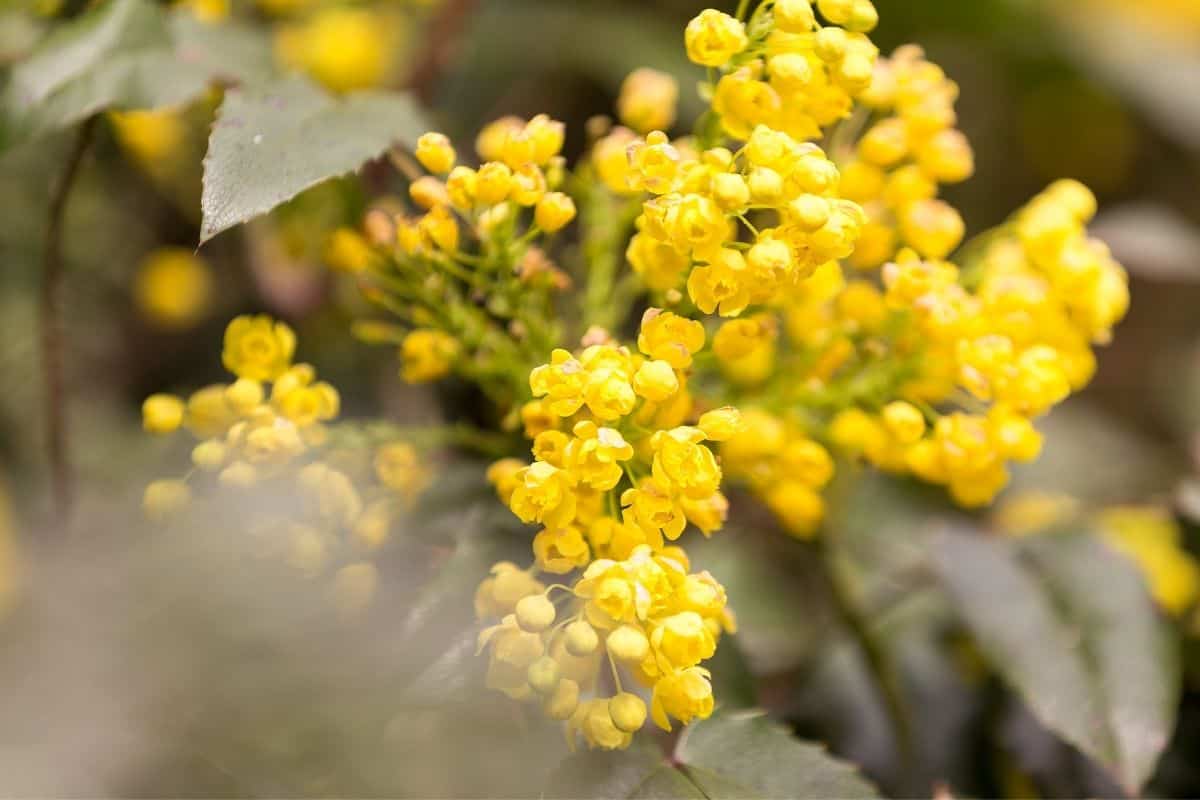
[933,528,1179,794]
[1,0,272,151]
[200,77,429,243]
[545,710,878,799]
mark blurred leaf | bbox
[687,529,826,675]
[0,0,272,151]
[200,77,428,244]
[934,528,1179,793]
[546,710,879,799]
[1093,204,1200,283]
[1043,3,1200,153]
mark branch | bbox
[41,115,96,529]
[407,0,479,106]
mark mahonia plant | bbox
[144,0,1130,753]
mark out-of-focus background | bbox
[1,0,1199,796]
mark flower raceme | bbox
[475,311,740,749]
[311,0,1131,750]
[141,315,430,611]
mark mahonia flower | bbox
[141,315,429,608]
[477,312,740,750]
[133,248,214,331]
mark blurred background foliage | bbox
[2,0,1200,796]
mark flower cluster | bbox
[840,45,974,269]
[141,315,430,608]
[475,311,740,749]
[330,115,578,408]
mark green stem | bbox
[41,115,96,530]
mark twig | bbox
[40,115,96,529]
[407,0,479,105]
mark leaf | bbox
[0,0,272,151]
[546,710,879,799]
[199,77,429,244]
[933,528,1179,793]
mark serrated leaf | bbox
[934,528,1179,794]
[1,0,272,151]
[545,710,878,799]
[200,77,429,244]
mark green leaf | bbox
[1,0,272,151]
[933,528,1179,794]
[546,711,878,799]
[199,77,429,244]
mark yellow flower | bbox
[143,394,185,434]
[652,611,716,668]
[143,479,191,521]
[276,7,392,93]
[633,359,680,402]
[621,479,687,541]
[222,315,296,382]
[530,349,587,416]
[401,329,460,383]
[415,132,457,175]
[651,427,721,499]
[324,227,375,274]
[617,68,679,134]
[688,248,753,317]
[650,666,713,731]
[475,562,544,619]
[564,421,634,491]
[375,442,428,500]
[1098,506,1199,616]
[510,461,578,529]
[535,192,577,233]
[134,248,214,330]
[637,310,705,370]
[533,526,592,573]
[697,407,744,441]
[684,9,748,66]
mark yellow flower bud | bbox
[845,0,879,32]
[774,0,816,33]
[142,393,184,434]
[475,161,513,206]
[633,359,679,402]
[684,9,747,67]
[882,401,926,444]
[527,655,561,694]
[191,439,226,471]
[445,165,478,209]
[409,176,449,210]
[617,68,679,134]
[901,199,965,260]
[143,479,190,520]
[817,0,855,25]
[515,593,557,632]
[224,378,264,415]
[606,624,650,662]
[415,131,456,174]
[698,407,744,441]
[535,192,577,233]
[565,619,599,656]
[134,248,214,331]
[710,172,750,212]
[609,692,647,733]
